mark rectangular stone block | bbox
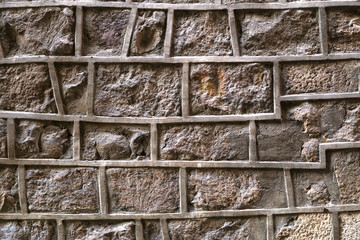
[339,212,360,240]
[237,9,320,56]
[133,0,212,2]
[26,167,99,213]
[0,119,6,158]
[172,11,232,56]
[107,168,179,213]
[0,64,57,113]
[94,63,182,117]
[15,120,73,159]
[188,168,286,211]
[168,217,267,240]
[0,7,74,57]
[0,220,57,240]
[159,123,249,161]
[190,63,273,115]
[281,61,360,95]
[83,8,130,55]
[143,220,162,240]
[66,221,135,240]
[81,122,150,160]
[0,166,19,213]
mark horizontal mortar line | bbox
[319,141,360,150]
[280,92,360,101]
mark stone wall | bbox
[0,0,360,239]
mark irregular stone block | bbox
[275,214,332,240]
[328,8,360,53]
[188,169,286,211]
[66,221,135,240]
[95,64,181,117]
[107,168,179,213]
[26,168,99,213]
[143,220,162,240]
[0,64,56,113]
[0,220,57,240]
[0,167,19,213]
[238,9,320,56]
[281,61,360,95]
[224,0,275,3]
[190,63,273,115]
[56,63,88,115]
[130,10,166,56]
[172,11,232,56]
[0,119,6,158]
[0,7,74,57]
[168,217,267,240]
[81,123,150,160]
[339,212,360,240]
[160,124,249,161]
[83,8,130,55]
[15,120,73,159]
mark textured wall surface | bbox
[0,0,360,239]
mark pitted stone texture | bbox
[66,221,135,240]
[83,8,130,56]
[0,64,56,113]
[26,168,99,213]
[0,167,19,213]
[339,212,360,240]
[95,64,181,117]
[0,119,6,158]
[107,168,179,213]
[224,0,275,3]
[143,220,162,240]
[172,11,232,56]
[81,123,150,160]
[190,63,273,115]
[130,10,166,56]
[15,120,73,159]
[281,61,360,95]
[275,214,332,240]
[0,220,56,240]
[238,9,320,56]
[0,7,74,57]
[56,63,88,115]
[188,169,286,211]
[168,217,267,240]
[133,0,212,2]
[328,8,360,53]
[160,124,249,161]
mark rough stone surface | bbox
[188,169,286,211]
[168,217,267,240]
[143,220,162,240]
[95,64,182,117]
[281,61,360,95]
[107,168,179,213]
[26,168,99,213]
[0,119,6,158]
[172,11,232,56]
[130,10,166,56]
[224,0,275,3]
[0,64,56,113]
[160,124,249,160]
[133,0,211,2]
[275,214,332,240]
[190,63,273,115]
[0,220,57,240]
[238,9,320,56]
[0,7,74,57]
[83,8,130,55]
[15,120,73,159]
[81,123,150,160]
[339,212,360,240]
[328,8,360,53]
[0,167,19,213]
[66,221,135,240]
[56,63,88,115]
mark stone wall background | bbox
[0,0,360,239]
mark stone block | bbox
[339,212,360,240]
[0,167,19,213]
[0,119,6,158]
[0,220,57,240]
[143,220,162,240]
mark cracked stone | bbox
[0,167,19,213]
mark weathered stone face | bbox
[172,11,232,56]
[0,64,56,113]
[339,212,360,240]
[190,63,273,115]
[0,220,57,240]
[107,168,179,213]
[0,7,74,57]
[94,64,182,117]
[0,167,19,213]
[0,119,6,158]
[26,168,99,213]
[223,0,275,3]
[160,124,249,160]
[83,8,130,55]
[133,0,211,3]
[238,9,320,56]
[143,220,162,240]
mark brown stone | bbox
[339,212,360,240]
[26,168,99,213]
[0,119,6,158]
[107,168,179,213]
[94,64,182,117]
[0,220,57,240]
[133,0,211,2]
[223,0,275,3]
[143,220,162,240]
[304,182,330,205]
[0,167,19,213]
[190,63,273,115]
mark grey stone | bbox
[0,167,19,213]
[0,119,6,158]
[143,220,162,240]
[0,220,57,240]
